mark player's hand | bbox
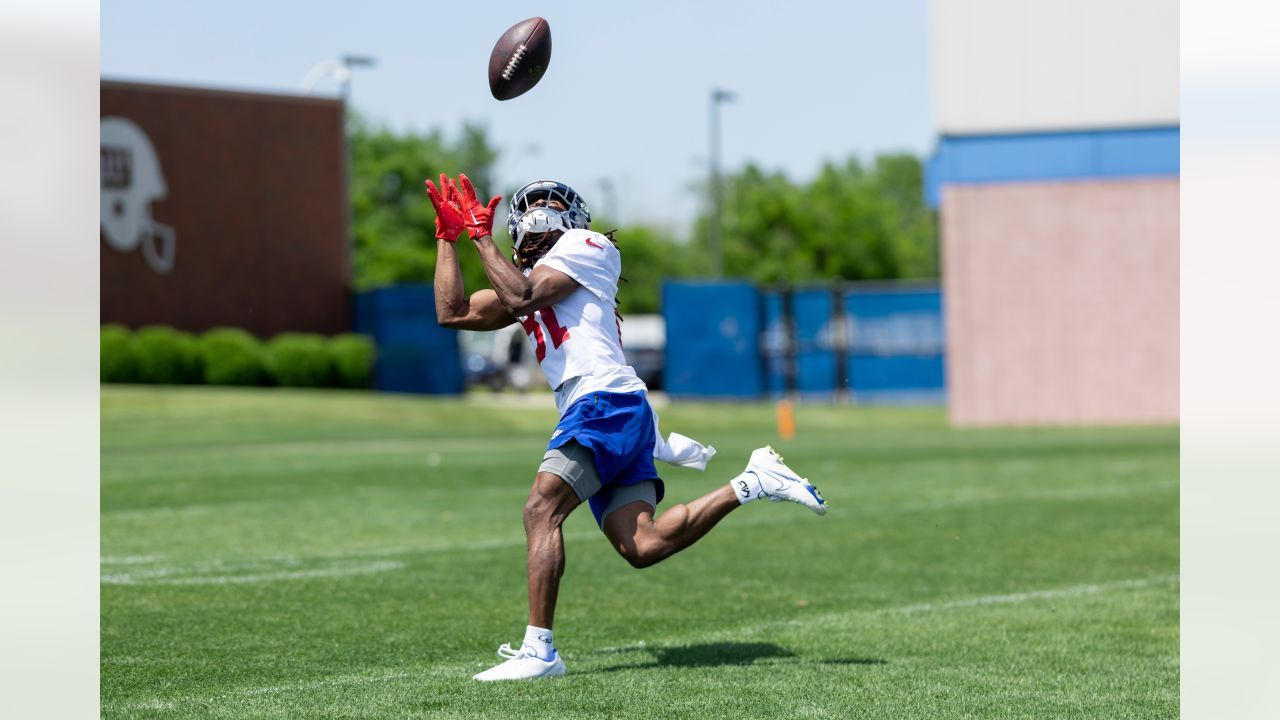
[455,173,503,240]
[425,173,467,242]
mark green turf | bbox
[101,386,1178,719]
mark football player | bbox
[426,173,828,681]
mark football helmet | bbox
[507,180,590,250]
[100,116,176,275]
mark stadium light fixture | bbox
[299,54,378,103]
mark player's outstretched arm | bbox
[436,287,517,331]
[452,172,580,317]
[428,175,516,331]
[434,238,515,330]
[472,236,578,316]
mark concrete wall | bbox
[931,0,1179,133]
[942,178,1179,425]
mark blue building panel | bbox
[925,126,1180,207]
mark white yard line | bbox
[101,479,1177,580]
[101,486,524,521]
[583,574,1181,655]
[115,672,429,712]
[886,574,1179,615]
[238,671,416,697]
[739,574,1182,639]
[112,574,1178,711]
[882,479,1177,514]
[100,554,163,565]
[101,560,405,586]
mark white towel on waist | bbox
[650,408,716,470]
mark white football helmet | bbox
[507,180,590,250]
[100,116,176,275]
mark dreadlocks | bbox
[513,229,620,271]
[512,229,627,319]
[513,231,561,271]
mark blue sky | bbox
[101,0,933,234]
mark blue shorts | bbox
[547,391,665,526]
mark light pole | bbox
[298,55,377,301]
[598,178,618,224]
[709,88,735,278]
[299,55,377,102]
[339,55,376,103]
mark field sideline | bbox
[101,386,1178,719]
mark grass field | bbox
[101,386,1178,719]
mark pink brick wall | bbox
[942,179,1179,425]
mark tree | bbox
[348,115,498,292]
[692,153,938,284]
[606,223,702,315]
[347,116,935,311]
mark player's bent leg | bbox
[601,482,741,569]
[601,500,664,569]
[601,447,828,571]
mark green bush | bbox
[101,324,138,383]
[328,334,376,389]
[265,333,332,387]
[199,328,263,386]
[134,326,201,384]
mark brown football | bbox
[488,17,552,101]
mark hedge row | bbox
[101,325,376,389]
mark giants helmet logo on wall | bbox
[100,117,176,275]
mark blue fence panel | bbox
[663,281,762,398]
[761,291,787,395]
[354,285,463,395]
[666,281,944,403]
[843,286,945,403]
[792,289,837,395]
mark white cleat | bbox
[472,643,566,682]
[745,446,829,515]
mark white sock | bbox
[731,470,764,504]
[522,625,555,660]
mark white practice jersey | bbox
[519,229,647,414]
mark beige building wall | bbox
[931,0,1179,134]
[942,178,1179,425]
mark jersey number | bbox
[520,307,570,363]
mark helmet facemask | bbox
[513,205,571,249]
[507,180,591,266]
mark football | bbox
[488,17,552,101]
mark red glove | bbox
[425,173,466,242]
[455,173,503,240]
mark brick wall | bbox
[100,81,350,336]
[942,178,1179,425]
